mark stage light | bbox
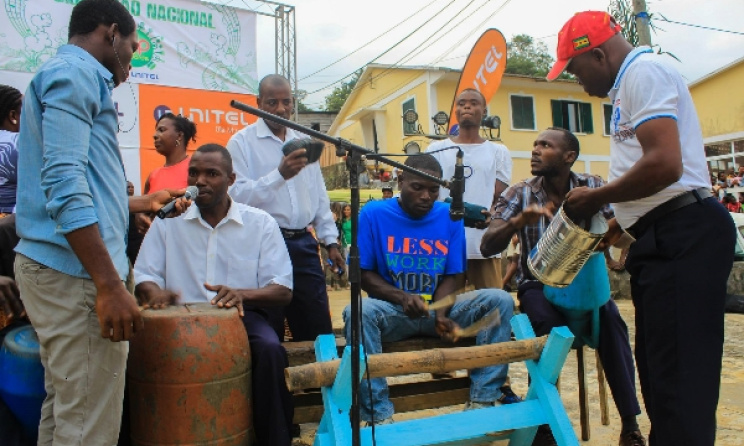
[404,141,421,154]
[432,111,449,126]
[481,115,501,129]
[403,109,419,124]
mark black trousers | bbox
[241,310,294,446]
[267,232,333,342]
[627,197,734,445]
[518,282,641,418]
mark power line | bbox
[298,0,443,81]
[657,15,744,36]
[304,0,458,95]
[429,0,514,65]
[364,0,485,84]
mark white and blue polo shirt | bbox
[608,47,710,229]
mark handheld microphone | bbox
[449,149,465,221]
[157,186,198,219]
[281,138,325,163]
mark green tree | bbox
[505,34,573,80]
[324,69,362,112]
[505,34,554,77]
[294,89,313,112]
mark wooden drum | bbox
[127,304,253,445]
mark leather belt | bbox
[280,227,309,240]
[626,187,712,239]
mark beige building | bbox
[326,64,615,183]
[689,56,744,177]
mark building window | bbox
[706,139,744,177]
[402,98,416,135]
[551,100,594,134]
[510,95,535,130]
[602,104,613,136]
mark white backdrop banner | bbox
[0,0,258,93]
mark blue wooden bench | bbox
[287,314,579,446]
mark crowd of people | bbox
[0,3,735,446]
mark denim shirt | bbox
[16,45,129,280]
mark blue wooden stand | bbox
[312,314,579,446]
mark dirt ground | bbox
[294,290,744,445]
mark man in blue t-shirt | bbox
[343,154,518,426]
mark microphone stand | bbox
[231,100,454,446]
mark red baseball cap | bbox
[546,11,622,81]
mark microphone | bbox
[449,149,465,221]
[157,186,198,219]
[281,138,325,163]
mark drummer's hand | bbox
[564,186,602,222]
[513,204,554,229]
[142,289,180,310]
[205,283,245,317]
[597,218,624,251]
[399,293,429,319]
[435,313,460,343]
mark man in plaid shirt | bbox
[481,128,645,446]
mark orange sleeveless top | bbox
[148,156,190,192]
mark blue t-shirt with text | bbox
[359,199,466,301]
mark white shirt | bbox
[608,47,710,228]
[134,200,293,304]
[226,118,339,245]
[427,139,513,259]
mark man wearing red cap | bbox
[548,11,735,446]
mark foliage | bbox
[608,0,679,60]
[505,34,574,80]
[324,69,362,112]
[505,34,554,77]
[294,90,313,112]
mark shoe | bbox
[531,424,557,446]
[619,430,646,446]
[497,385,523,404]
[464,400,494,410]
[363,417,394,427]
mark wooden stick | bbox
[285,336,547,391]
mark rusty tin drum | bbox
[127,304,253,445]
[528,206,608,288]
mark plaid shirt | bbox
[493,172,614,285]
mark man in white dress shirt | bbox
[134,144,295,446]
[227,74,343,342]
[427,89,513,289]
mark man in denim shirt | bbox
[14,1,185,443]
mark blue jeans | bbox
[342,289,514,422]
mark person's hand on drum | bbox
[205,283,245,317]
[135,282,180,310]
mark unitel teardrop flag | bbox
[447,29,508,134]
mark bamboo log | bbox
[285,336,547,392]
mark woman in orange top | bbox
[135,113,197,235]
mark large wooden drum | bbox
[127,304,253,445]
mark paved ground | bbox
[295,289,744,445]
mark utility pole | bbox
[632,0,652,46]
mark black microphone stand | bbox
[231,100,454,446]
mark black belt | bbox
[626,187,712,238]
[280,227,309,240]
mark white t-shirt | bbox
[608,47,710,228]
[134,200,293,304]
[427,138,512,259]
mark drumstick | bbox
[453,308,501,338]
[425,285,475,311]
